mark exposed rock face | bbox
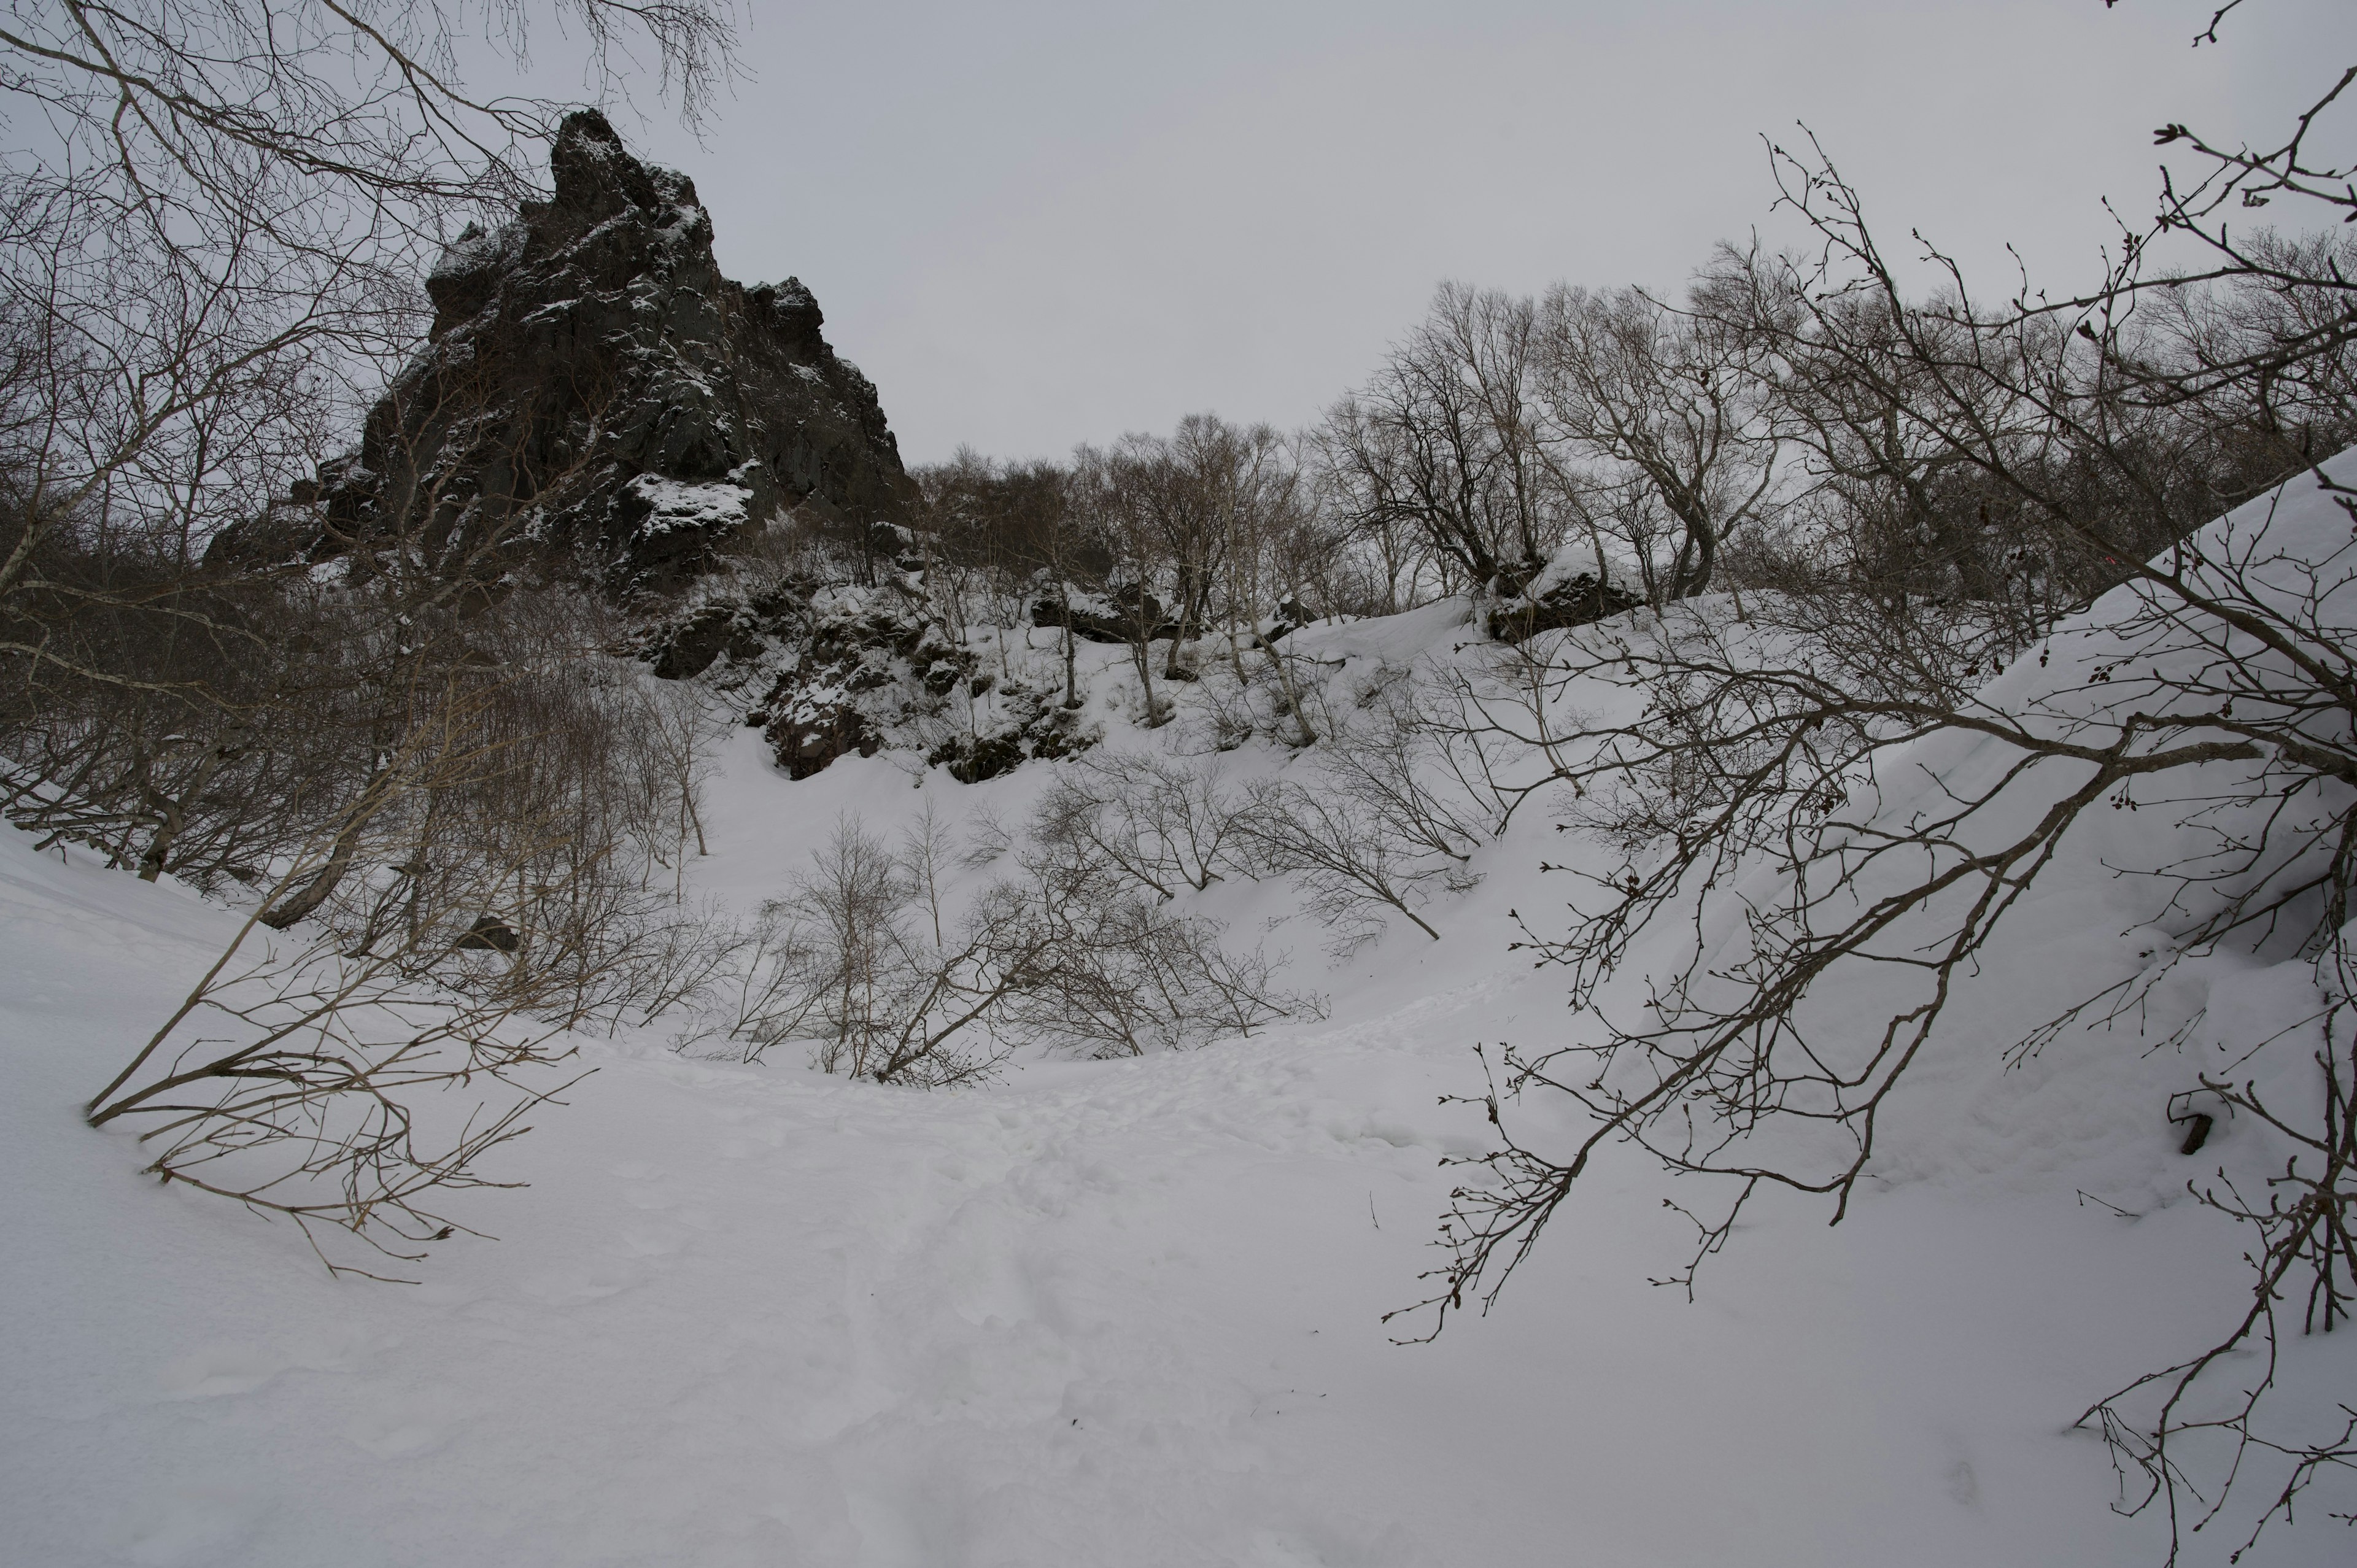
[240,110,914,594]
[628,569,1103,784]
[1486,546,1643,641]
[753,586,960,779]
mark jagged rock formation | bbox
[228,110,914,594]
[201,109,1113,786]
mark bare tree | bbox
[639,677,732,892]
[1069,443,1177,722]
[1319,283,1566,600]
[1400,25,2357,1556]
[1536,283,1779,604]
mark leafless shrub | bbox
[71,567,764,1269]
[632,678,734,895]
[1004,821,1315,1055]
[1238,776,1469,952]
[731,811,1311,1080]
[999,869,1307,1056]
[1031,749,1251,899]
[739,818,966,1081]
[87,925,582,1281]
[1228,660,1529,953]
[1187,654,1304,751]
[256,590,736,1031]
[1305,665,1507,853]
[80,677,598,1278]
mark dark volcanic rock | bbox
[927,699,1096,784]
[766,692,883,781]
[228,110,915,595]
[646,601,768,681]
[1487,550,1643,642]
[745,585,978,779]
[1028,580,1173,645]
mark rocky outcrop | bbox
[644,599,775,681]
[629,568,1105,784]
[1027,580,1174,646]
[925,697,1096,784]
[1486,547,1643,641]
[749,587,969,779]
[226,110,914,595]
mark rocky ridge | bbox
[231,110,915,595]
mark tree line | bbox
[897,233,2353,702]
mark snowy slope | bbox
[7,476,2356,1564]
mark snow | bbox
[626,473,754,539]
[427,220,525,287]
[1518,533,1640,599]
[7,474,2356,1564]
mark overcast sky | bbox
[592,1,2355,467]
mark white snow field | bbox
[8,468,2357,1567]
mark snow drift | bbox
[6,465,2356,1566]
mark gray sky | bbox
[601,1,2354,466]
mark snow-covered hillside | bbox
[7,471,2355,1566]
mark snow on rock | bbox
[621,474,754,541]
[1487,538,1644,641]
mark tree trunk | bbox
[258,759,396,930]
[136,725,245,881]
[1128,619,1162,725]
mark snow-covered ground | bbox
[7,477,2355,1565]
